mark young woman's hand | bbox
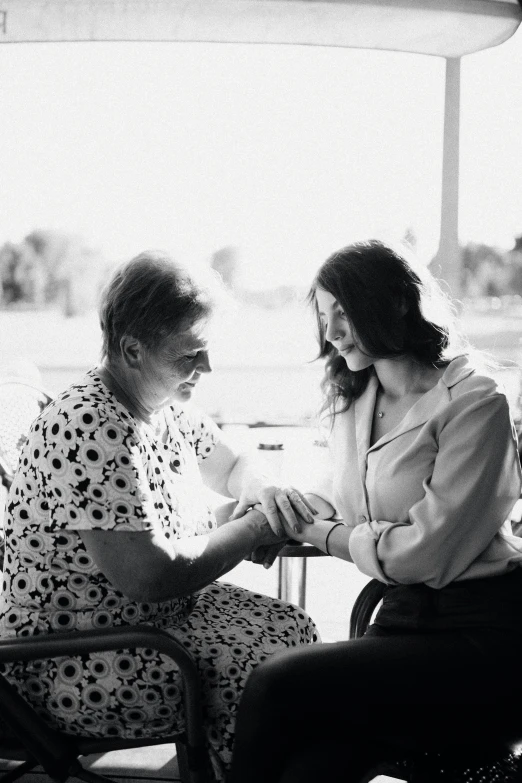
[231,485,317,537]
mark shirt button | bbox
[360,515,368,523]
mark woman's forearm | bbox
[135,512,266,600]
[293,518,354,562]
[80,508,274,603]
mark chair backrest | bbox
[349,578,386,639]
[0,379,53,565]
[0,380,53,484]
[0,624,208,783]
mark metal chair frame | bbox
[0,625,209,783]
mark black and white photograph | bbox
[0,3,521,782]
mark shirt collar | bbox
[439,354,475,389]
[355,355,475,453]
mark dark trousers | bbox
[228,570,522,783]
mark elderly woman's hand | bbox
[248,541,288,569]
[231,485,317,537]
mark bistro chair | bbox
[0,625,209,783]
[0,376,54,563]
[349,578,522,783]
[0,377,53,487]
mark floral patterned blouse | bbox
[0,368,220,636]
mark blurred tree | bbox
[209,244,303,309]
[402,226,418,252]
[461,241,509,297]
[0,243,24,305]
[210,245,240,291]
[507,235,522,296]
[0,230,105,315]
[0,241,46,306]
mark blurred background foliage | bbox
[3,230,522,317]
[0,229,108,316]
[0,231,521,428]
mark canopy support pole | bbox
[431,57,461,299]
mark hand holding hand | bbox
[246,505,287,551]
[230,485,317,537]
[248,541,289,569]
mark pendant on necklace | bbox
[377,411,385,418]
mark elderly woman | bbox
[0,251,318,781]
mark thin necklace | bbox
[376,384,385,418]
[376,369,429,419]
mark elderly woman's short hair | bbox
[99,251,214,360]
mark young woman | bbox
[229,240,522,783]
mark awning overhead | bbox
[1,0,521,57]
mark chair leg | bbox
[176,741,209,783]
[176,742,190,782]
[1,759,40,783]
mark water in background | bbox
[38,364,325,425]
[0,299,521,424]
[0,304,326,424]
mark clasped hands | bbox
[230,485,317,569]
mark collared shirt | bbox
[315,355,522,588]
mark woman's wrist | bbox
[247,506,291,549]
[242,506,270,538]
[297,518,348,556]
[246,506,266,524]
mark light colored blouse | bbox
[314,355,522,588]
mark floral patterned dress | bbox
[0,369,318,780]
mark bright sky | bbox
[0,27,521,289]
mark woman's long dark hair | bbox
[308,240,467,418]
